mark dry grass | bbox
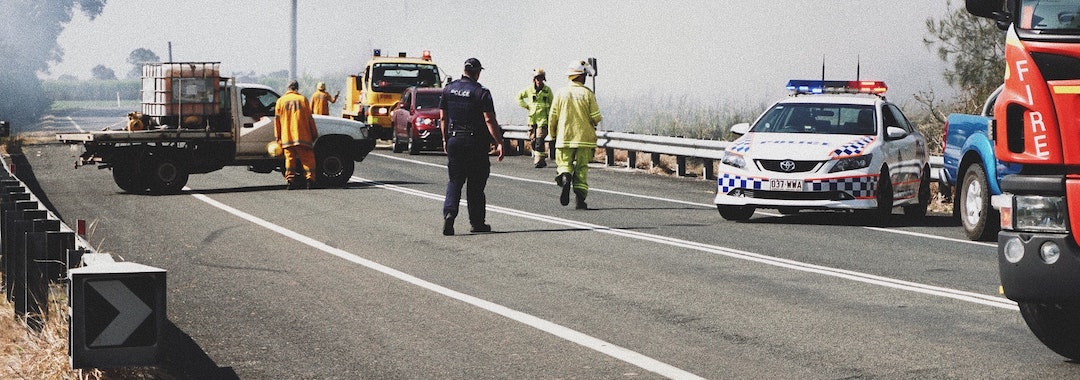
[0,278,104,380]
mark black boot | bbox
[442,213,456,236]
[574,189,588,210]
[557,173,572,206]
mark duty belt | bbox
[448,129,478,137]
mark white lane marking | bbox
[67,116,88,133]
[374,152,997,247]
[355,177,1019,311]
[186,189,704,380]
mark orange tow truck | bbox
[342,50,444,140]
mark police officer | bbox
[516,68,553,168]
[440,58,505,235]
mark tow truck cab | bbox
[342,50,443,140]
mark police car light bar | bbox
[422,50,432,61]
[786,80,887,95]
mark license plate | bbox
[769,179,803,191]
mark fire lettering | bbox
[1029,111,1050,157]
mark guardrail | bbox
[0,154,165,370]
[501,125,944,181]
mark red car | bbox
[390,87,443,155]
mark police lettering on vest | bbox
[440,76,495,137]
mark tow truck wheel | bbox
[875,167,894,219]
[903,166,931,218]
[717,205,755,221]
[1019,302,1080,360]
[145,156,189,194]
[316,144,354,187]
[112,163,147,193]
[959,163,998,241]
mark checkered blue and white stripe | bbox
[718,173,879,199]
[830,136,876,157]
[806,175,878,198]
[717,173,766,193]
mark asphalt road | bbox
[16,109,1080,379]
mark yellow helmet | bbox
[267,141,283,157]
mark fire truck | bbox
[341,50,444,140]
[968,0,1080,359]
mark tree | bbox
[922,0,1006,117]
[126,48,161,79]
[91,64,116,80]
[0,1,106,125]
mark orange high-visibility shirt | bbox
[275,90,318,148]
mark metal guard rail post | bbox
[500,124,944,181]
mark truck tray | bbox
[56,129,233,143]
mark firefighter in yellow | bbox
[309,82,339,116]
[275,80,319,189]
[548,60,601,209]
[516,68,553,168]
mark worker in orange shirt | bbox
[276,80,320,189]
[309,82,339,116]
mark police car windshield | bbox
[372,63,441,93]
[1018,0,1080,33]
[751,103,876,135]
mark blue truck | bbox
[940,85,1021,241]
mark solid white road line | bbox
[355,177,1019,311]
[375,152,999,248]
[186,189,705,380]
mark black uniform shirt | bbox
[440,76,495,135]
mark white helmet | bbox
[566,60,594,76]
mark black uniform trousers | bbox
[443,134,491,226]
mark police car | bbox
[714,80,930,221]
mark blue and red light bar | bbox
[786,80,888,95]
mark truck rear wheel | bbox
[959,163,998,241]
[1019,302,1080,360]
[112,163,147,193]
[145,156,189,194]
[316,144,354,187]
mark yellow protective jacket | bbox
[275,90,318,148]
[310,89,336,115]
[548,81,601,148]
[516,84,553,126]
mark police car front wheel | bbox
[717,205,755,221]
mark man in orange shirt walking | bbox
[276,80,320,189]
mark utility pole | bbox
[289,0,297,82]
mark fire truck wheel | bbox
[1019,302,1080,361]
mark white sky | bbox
[50,0,957,115]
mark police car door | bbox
[882,104,921,199]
